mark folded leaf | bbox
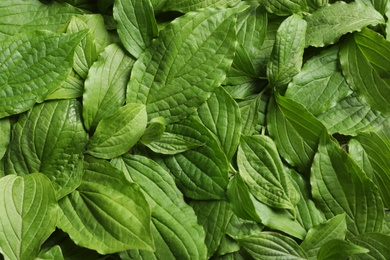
[5,100,88,200]
[317,239,369,260]
[0,173,57,260]
[87,103,147,159]
[305,1,384,47]
[57,156,154,254]
[112,154,207,260]
[0,30,87,118]
[140,117,166,145]
[126,7,238,123]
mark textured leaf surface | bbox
[305,1,384,47]
[57,156,153,254]
[0,174,57,260]
[317,239,370,260]
[162,0,240,12]
[0,119,10,160]
[0,30,86,118]
[5,100,87,200]
[349,233,390,260]
[112,154,207,260]
[126,7,238,123]
[263,0,309,16]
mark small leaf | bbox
[263,0,309,16]
[305,1,384,47]
[267,14,307,91]
[317,239,369,260]
[238,92,269,135]
[140,117,166,145]
[87,103,147,159]
[162,0,240,12]
[0,173,57,260]
[57,156,154,254]
[145,132,204,155]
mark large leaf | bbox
[236,232,308,260]
[57,156,154,254]
[340,28,390,115]
[267,94,325,173]
[238,135,300,211]
[195,87,241,161]
[162,0,240,13]
[285,45,351,115]
[0,119,10,160]
[112,154,207,260]
[349,233,390,260]
[0,30,87,118]
[267,14,307,91]
[0,0,84,41]
[113,0,158,59]
[87,103,147,159]
[311,135,384,236]
[305,1,384,47]
[0,174,57,260]
[5,100,88,200]
[83,44,135,133]
[126,7,238,123]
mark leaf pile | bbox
[0,0,390,259]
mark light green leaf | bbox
[317,94,390,136]
[140,117,166,145]
[236,232,308,260]
[112,154,207,260]
[126,7,238,124]
[317,239,369,260]
[0,173,57,260]
[160,117,229,200]
[87,103,147,159]
[0,119,10,160]
[0,0,84,41]
[267,94,325,173]
[57,156,154,254]
[191,200,233,258]
[267,14,307,91]
[263,0,309,16]
[301,214,347,259]
[162,0,240,12]
[238,135,300,211]
[238,92,269,135]
[5,100,88,200]
[340,28,390,115]
[83,43,135,132]
[36,246,64,260]
[356,0,388,14]
[311,135,384,236]
[285,45,352,115]
[0,30,87,118]
[113,0,158,59]
[349,129,390,208]
[145,132,204,155]
[305,1,384,47]
[226,213,264,240]
[349,233,390,260]
[195,87,241,161]
[45,70,84,100]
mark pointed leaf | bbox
[37,246,64,260]
[57,156,153,254]
[140,117,166,145]
[349,233,390,260]
[145,132,204,155]
[317,239,369,260]
[126,7,238,123]
[87,103,147,159]
[305,1,384,47]
[238,92,269,135]
[0,174,57,260]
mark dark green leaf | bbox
[349,233,390,260]
[317,239,369,260]
[0,119,10,160]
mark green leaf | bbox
[317,94,390,136]
[339,28,390,115]
[267,94,325,173]
[238,92,269,136]
[0,30,87,118]
[83,43,135,133]
[305,1,384,47]
[267,14,307,91]
[195,87,241,161]
[349,233,390,260]
[263,0,309,16]
[46,70,84,100]
[356,0,388,15]
[226,213,264,239]
[5,100,88,200]
[126,7,238,124]
[301,214,347,259]
[285,45,351,115]
[236,232,308,260]
[145,132,204,155]
[317,239,369,260]
[162,0,240,13]
[87,103,147,159]
[0,119,10,160]
[36,246,64,260]
[0,173,57,260]
[161,117,229,200]
[113,0,158,59]
[191,200,233,258]
[57,156,154,254]
[311,135,384,236]
[349,129,390,208]
[112,154,207,260]
[238,135,300,211]
[140,117,166,145]
[0,0,84,41]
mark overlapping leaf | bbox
[162,0,240,13]
[0,119,10,160]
